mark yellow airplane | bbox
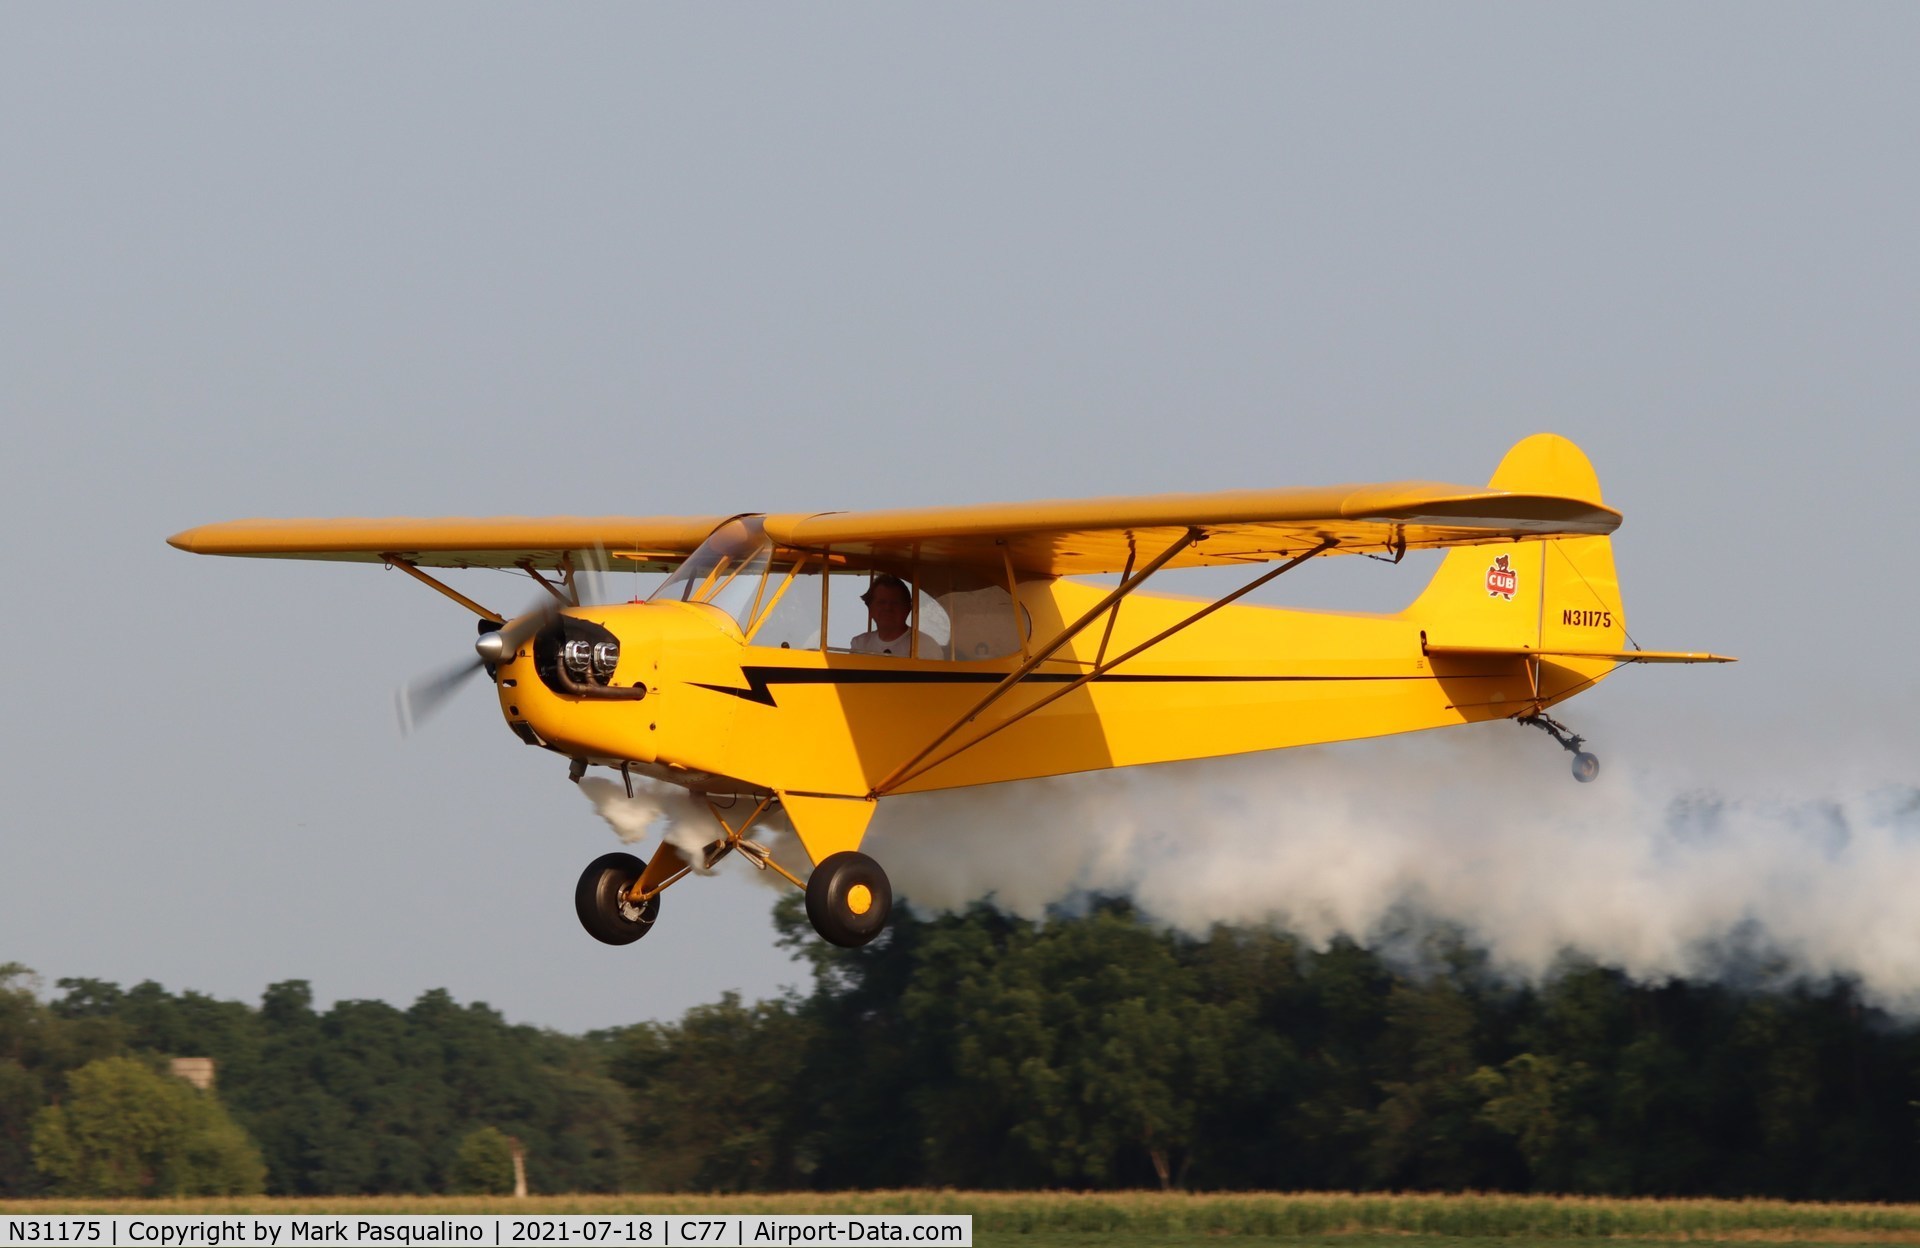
[170,433,1729,949]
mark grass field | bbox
[10,1192,1920,1244]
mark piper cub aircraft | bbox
[171,434,1728,949]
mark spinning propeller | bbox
[394,599,557,735]
[393,547,627,734]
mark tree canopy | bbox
[30,1056,264,1197]
[6,888,1920,1197]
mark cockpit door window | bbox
[667,522,1034,660]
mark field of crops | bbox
[10,1192,1920,1243]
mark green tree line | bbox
[7,894,1920,1198]
[0,965,628,1197]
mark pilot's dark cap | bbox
[860,573,911,605]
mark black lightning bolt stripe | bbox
[689,666,1427,708]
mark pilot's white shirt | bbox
[850,629,939,658]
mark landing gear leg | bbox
[1519,712,1600,783]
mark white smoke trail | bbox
[859,728,1920,1008]
[567,726,1920,1006]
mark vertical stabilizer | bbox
[1402,434,1626,655]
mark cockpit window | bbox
[651,517,775,632]
[655,517,1029,659]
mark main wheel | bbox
[805,851,893,948]
[574,852,661,945]
[1571,751,1600,783]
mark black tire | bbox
[804,851,893,948]
[1572,751,1600,784]
[574,851,661,945]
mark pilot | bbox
[851,574,940,658]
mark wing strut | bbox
[383,555,506,624]
[870,536,1337,797]
[867,528,1201,796]
[519,560,572,606]
[1093,545,1137,667]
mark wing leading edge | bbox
[166,515,734,572]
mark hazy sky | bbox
[4,4,1916,1033]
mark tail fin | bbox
[1402,434,1626,655]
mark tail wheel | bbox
[1521,714,1600,785]
[805,851,893,948]
[575,852,661,945]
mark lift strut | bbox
[382,555,505,623]
[866,528,1202,796]
[870,537,1337,797]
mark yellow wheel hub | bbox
[846,883,873,916]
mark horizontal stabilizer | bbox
[1424,643,1735,664]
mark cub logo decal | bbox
[1485,553,1518,600]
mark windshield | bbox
[650,516,775,631]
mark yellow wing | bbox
[763,480,1619,576]
[169,483,1617,580]
[166,515,734,572]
